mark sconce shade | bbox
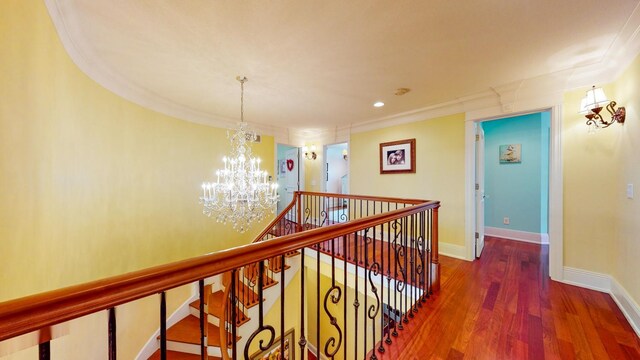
[584,87,608,109]
[579,97,590,114]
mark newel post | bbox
[432,206,440,292]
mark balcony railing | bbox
[0,191,440,360]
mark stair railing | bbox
[0,192,439,360]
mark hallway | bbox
[375,237,640,359]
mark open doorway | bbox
[323,142,349,215]
[475,112,550,258]
[276,144,301,215]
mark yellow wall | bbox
[0,1,274,358]
[562,85,620,274]
[349,114,467,247]
[303,149,323,192]
[612,54,640,306]
[562,54,640,308]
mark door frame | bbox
[474,123,485,258]
[321,141,349,193]
[464,106,563,281]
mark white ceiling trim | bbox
[43,0,289,141]
[44,0,640,142]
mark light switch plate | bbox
[627,184,634,199]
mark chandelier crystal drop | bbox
[200,76,278,233]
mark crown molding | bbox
[45,0,640,143]
[44,0,290,141]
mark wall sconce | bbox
[342,149,348,161]
[303,145,317,160]
[579,85,626,132]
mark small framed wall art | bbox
[380,138,416,174]
[499,144,521,163]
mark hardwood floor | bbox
[373,236,640,360]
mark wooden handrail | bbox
[295,191,429,205]
[251,193,299,243]
[0,197,439,343]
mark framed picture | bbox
[380,138,416,174]
[250,328,295,360]
[499,144,521,163]
[279,160,287,175]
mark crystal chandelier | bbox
[200,76,278,233]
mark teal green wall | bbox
[483,112,550,233]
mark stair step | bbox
[148,349,221,360]
[162,315,239,347]
[235,282,262,308]
[190,297,251,327]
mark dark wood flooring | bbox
[372,236,640,360]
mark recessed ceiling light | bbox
[373,101,385,107]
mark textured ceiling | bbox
[47,0,640,133]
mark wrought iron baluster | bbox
[323,235,342,359]
[317,238,321,356]
[198,280,205,360]
[231,269,237,359]
[385,219,392,345]
[378,220,386,353]
[343,235,348,360]
[39,341,50,360]
[368,227,381,360]
[108,307,116,360]
[244,261,275,359]
[364,228,369,357]
[160,291,167,360]
[403,216,409,325]
[354,229,359,358]
[299,248,307,356]
[280,254,285,360]
[391,218,398,337]
[429,209,434,295]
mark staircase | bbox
[146,252,300,359]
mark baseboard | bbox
[610,278,640,338]
[561,267,640,338]
[562,267,611,292]
[485,227,549,245]
[439,242,468,260]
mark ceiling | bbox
[46,0,640,138]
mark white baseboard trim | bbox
[610,278,640,338]
[561,267,640,338]
[439,242,468,260]
[562,267,611,293]
[485,227,549,245]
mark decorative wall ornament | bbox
[499,144,521,163]
[379,139,416,174]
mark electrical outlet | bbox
[503,217,510,225]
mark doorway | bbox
[323,142,349,217]
[475,112,551,259]
[276,144,301,214]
